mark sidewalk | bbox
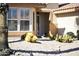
[8,37,79,56]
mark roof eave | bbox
[53,7,79,14]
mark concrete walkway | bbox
[8,37,79,56]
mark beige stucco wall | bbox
[49,12,58,35]
[8,3,36,37]
[46,3,58,9]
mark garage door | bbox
[57,16,78,35]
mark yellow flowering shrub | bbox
[25,32,38,43]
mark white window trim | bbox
[8,19,18,32]
[7,7,18,32]
[19,20,30,32]
[7,7,33,32]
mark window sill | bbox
[8,31,32,32]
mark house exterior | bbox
[51,3,79,35]
[7,3,58,37]
[7,3,46,37]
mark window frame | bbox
[19,8,32,32]
[20,8,30,19]
[7,7,33,32]
[8,7,18,19]
[7,7,18,32]
[8,20,18,31]
[20,20,30,31]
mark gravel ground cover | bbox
[8,37,79,56]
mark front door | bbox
[36,12,49,36]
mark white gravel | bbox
[8,37,79,56]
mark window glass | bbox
[8,9,11,19]
[8,8,17,19]
[25,9,29,19]
[8,8,31,31]
[12,8,17,19]
[20,9,25,19]
[20,9,29,19]
[20,20,29,31]
[8,20,17,31]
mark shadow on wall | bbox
[75,6,79,27]
[76,17,79,26]
[57,28,65,35]
[49,22,58,35]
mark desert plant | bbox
[61,34,74,43]
[50,35,56,40]
[55,34,59,41]
[62,34,69,43]
[30,36,38,43]
[77,30,79,40]
[66,32,75,38]
[55,34,63,42]
[48,31,56,40]
[21,33,26,40]
[25,32,38,43]
[58,35,63,42]
[55,34,74,43]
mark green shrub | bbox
[66,32,75,38]
[62,35,69,42]
[55,34,74,43]
[55,34,63,42]
[48,31,56,40]
[77,30,79,40]
[21,33,26,40]
[49,34,56,40]
[58,35,63,42]
[55,34,59,41]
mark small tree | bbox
[0,3,12,56]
